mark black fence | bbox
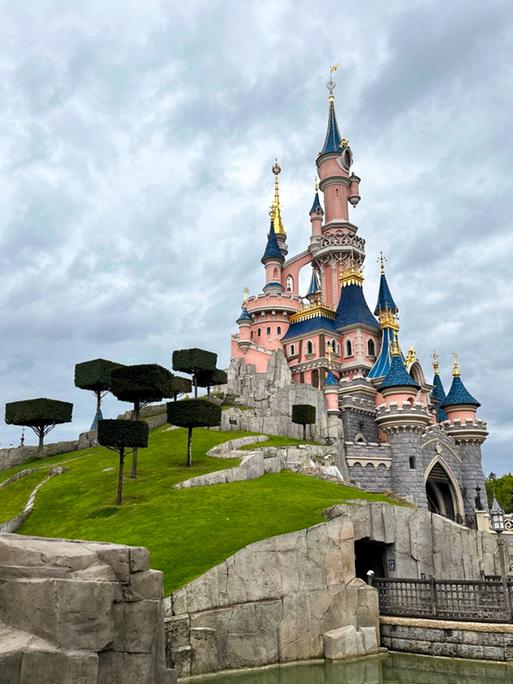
[373,576,513,623]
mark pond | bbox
[192,653,513,683]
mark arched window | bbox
[266,327,271,336]
[367,339,376,357]
[290,344,295,356]
[273,267,279,280]
[306,340,314,355]
[286,275,294,292]
[250,331,253,339]
[409,456,416,470]
[345,339,353,357]
[277,326,281,335]
[257,328,261,337]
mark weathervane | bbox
[327,64,338,101]
[378,251,387,274]
[243,287,249,304]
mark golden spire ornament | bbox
[326,341,333,369]
[379,252,387,275]
[451,353,460,377]
[432,351,440,375]
[327,64,338,102]
[391,331,401,357]
[243,287,249,304]
[271,160,285,235]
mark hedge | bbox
[291,404,316,426]
[110,364,175,403]
[196,368,228,388]
[172,349,217,374]
[97,419,149,449]
[172,376,193,396]
[5,398,73,427]
[167,399,221,428]
[74,358,124,392]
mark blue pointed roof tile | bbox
[306,269,320,297]
[237,306,251,323]
[321,101,342,155]
[442,375,480,408]
[379,354,420,391]
[368,326,394,379]
[310,191,323,214]
[261,222,284,263]
[281,316,337,341]
[374,273,398,315]
[335,284,379,330]
[432,373,448,421]
[324,370,338,386]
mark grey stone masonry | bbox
[0,431,96,472]
[0,534,176,684]
[381,616,513,662]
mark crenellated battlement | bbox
[443,417,488,443]
[375,402,431,433]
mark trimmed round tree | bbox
[167,399,221,467]
[291,404,316,441]
[172,348,217,398]
[97,419,149,505]
[5,398,73,457]
[110,364,175,478]
[74,358,124,433]
[196,368,228,397]
[171,376,193,402]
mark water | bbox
[193,653,513,683]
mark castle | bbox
[230,73,488,526]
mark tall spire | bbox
[321,66,343,155]
[310,179,323,214]
[431,351,448,422]
[374,253,398,316]
[442,356,480,408]
[261,219,284,263]
[306,268,321,301]
[271,161,285,235]
[379,332,420,392]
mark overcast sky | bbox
[0,0,512,475]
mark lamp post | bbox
[490,496,511,620]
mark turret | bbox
[431,352,448,422]
[323,368,339,415]
[271,161,287,256]
[236,304,252,352]
[261,220,284,293]
[377,334,420,407]
[369,255,400,381]
[309,181,323,240]
[305,268,321,304]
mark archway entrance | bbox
[425,462,462,523]
[354,538,389,580]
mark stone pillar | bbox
[376,404,431,508]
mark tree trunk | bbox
[95,390,101,441]
[130,401,140,478]
[37,429,44,459]
[116,447,125,505]
[303,424,306,442]
[187,427,193,467]
[193,373,198,398]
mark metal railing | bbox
[372,576,513,623]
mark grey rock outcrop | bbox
[0,534,176,684]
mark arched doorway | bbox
[425,461,464,524]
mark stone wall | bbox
[165,514,379,677]
[345,443,392,491]
[381,616,513,662]
[0,534,176,684]
[0,431,96,473]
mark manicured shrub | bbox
[172,348,217,398]
[97,419,149,505]
[110,364,175,478]
[171,376,193,400]
[74,358,124,434]
[167,399,221,466]
[291,404,316,441]
[5,398,73,457]
[195,368,228,395]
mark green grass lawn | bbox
[1,426,397,593]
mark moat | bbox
[195,653,513,683]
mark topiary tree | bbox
[171,376,193,402]
[97,419,149,505]
[291,404,316,441]
[74,358,124,434]
[5,398,73,458]
[172,348,217,398]
[196,368,228,397]
[110,364,175,478]
[167,399,221,467]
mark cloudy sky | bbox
[0,0,512,474]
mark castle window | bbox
[306,340,313,355]
[409,456,416,470]
[267,327,271,336]
[290,344,295,356]
[250,331,253,339]
[286,275,294,292]
[367,339,376,357]
[345,339,353,357]
[277,326,281,335]
[257,328,261,337]
[273,267,279,280]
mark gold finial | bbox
[432,351,439,375]
[315,177,319,191]
[379,252,386,275]
[326,340,333,369]
[271,159,285,235]
[339,254,364,287]
[451,353,460,377]
[391,331,401,357]
[405,346,417,368]
[243,287,249,304]
[327,64,338,102]
[340,137,349,148]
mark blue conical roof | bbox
[90,407,103,431]
[324,370,338,386]
[432,373,448,421]
[442,375,480,408]
[310,191,323,214]
[368,326,395,379]
[374,272,398,315]
[320,101,342,155]
[306,269,320,297]
[335,284,379,330]
[261,221,284,263]
[380,353,420,391]
[237,306,251,323]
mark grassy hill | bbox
[0,426,397,593]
